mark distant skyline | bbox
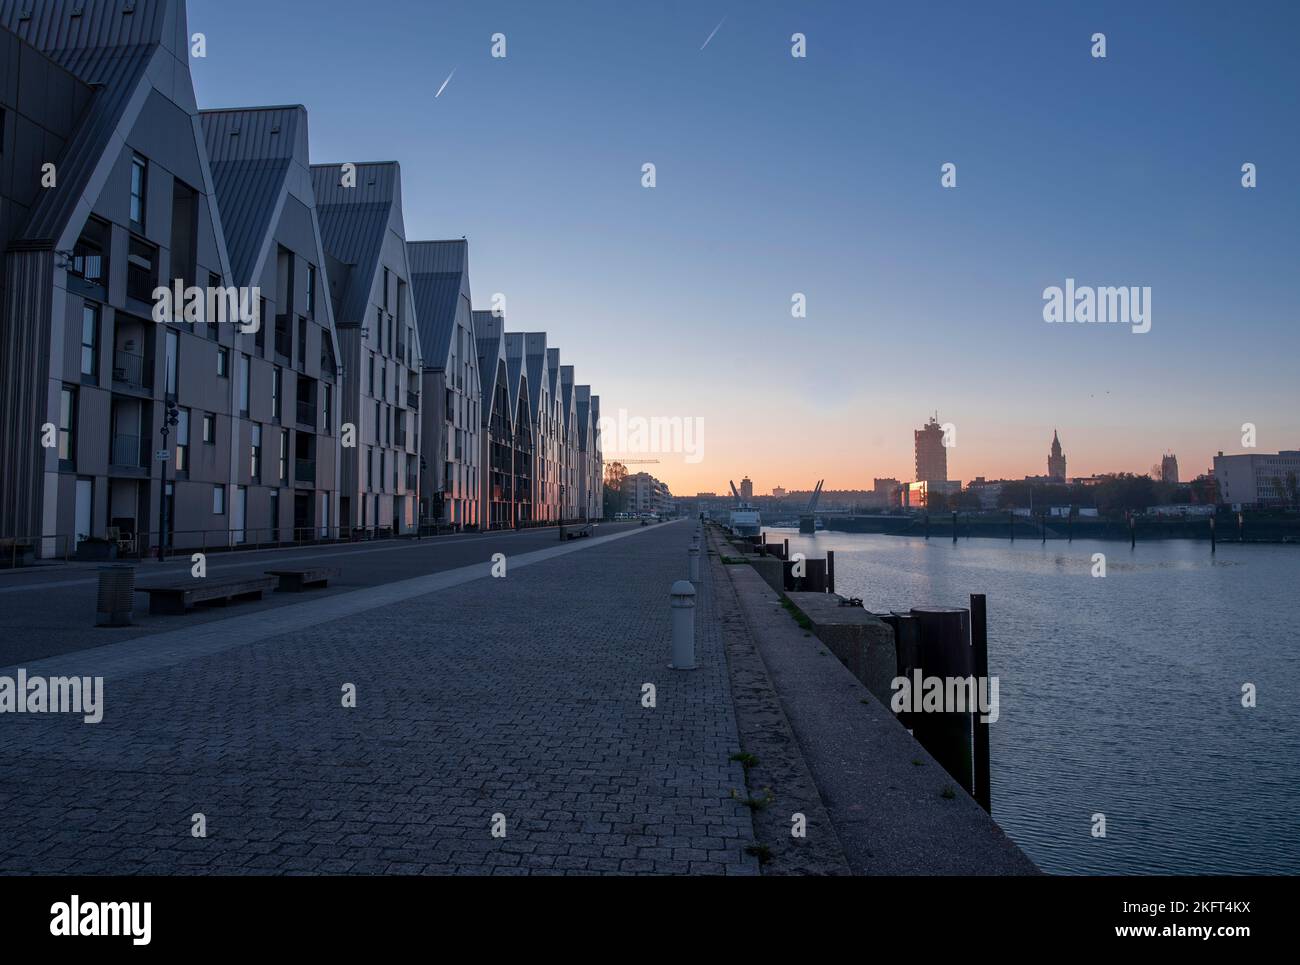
[190,0,1300,494]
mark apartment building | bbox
[311,162,422,535]
[473,309,523,530]
[0,0,252,556]
[626,472,672,516]
[504,342,534,525]
[508,333,559,522]
[1213,450,1300,508]
[575,385,602,520]
[199,106,342,542]
[408,239,481,529]
[556,358,582,520]
[0,0,607,552]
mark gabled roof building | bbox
[474,309,522,529]
[0,0,247,555]
[311,161,422,534]
[200,105,343,542]
[408,238,481,529]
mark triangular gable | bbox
[408,239,470,372]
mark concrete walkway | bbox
[0,521,759,875]
[717,536,1038,875]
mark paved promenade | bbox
[0,521,760,875]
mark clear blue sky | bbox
[190,0,1300,493]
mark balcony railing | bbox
[296,398,316,428]
[112,350,146,390]
[294,458,316,484]
[407,390,419,409]
[110,433,143,468]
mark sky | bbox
[189,0,1300,496]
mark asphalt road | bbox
[0,522,647,665]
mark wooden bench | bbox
[137,575,278,615]
[266,567,339,592]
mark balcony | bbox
[407,389,419,409]
[294,458,316,485]
[110,433,144,470]
[274,315,292,362]
[296,398,316,428]
[112,350,147,392]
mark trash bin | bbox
[96,564,136,627]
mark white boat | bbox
[730,504,761,537]
[728,479,762,536]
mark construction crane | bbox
[799,479,825,534]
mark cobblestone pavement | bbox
[0,521,760,875]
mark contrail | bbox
[435,68,456,98]
[700,18,725,51]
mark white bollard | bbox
[670,580,696,670]
[689,544,701,583]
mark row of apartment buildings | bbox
[0,0,601,557]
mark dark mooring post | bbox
[1129,511,1136,549]
[1237,512,1244,543]
[925,514,930,540]
[1040,513,1046,543]
[910,606,974,795]
[1068,509,1074,543]
[827,551,835,594]
[1009,510,1015,542]
[1210,514,1216,554]
[970,593,991,813]
[952,510,958,544]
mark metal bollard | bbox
[669,580,696,670]
[95,564,136,627]
[689,544,701,582]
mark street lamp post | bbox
[157,400,179,562]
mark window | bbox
[80,304,99,379]
[296,316,306,368]
[256,298,267,353]
[213,484,226,515]
[238,354,250,416]
[250,424,262,481]
[306,264,317,318]
[380,363,387,399]
[368,353,375,395]
[176,408,190,473]
[164,330,178,399]
[278,430,288,484]
[217,347,229,378]
[375,401,381,444]
[272,366,282,421]
[367,446,373,489]
[58,387,77,470]
[382,267,390,310]
[202,412,216,444]
[207,273,221,340]
[323,384,332,434]
[130,154,148,228]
